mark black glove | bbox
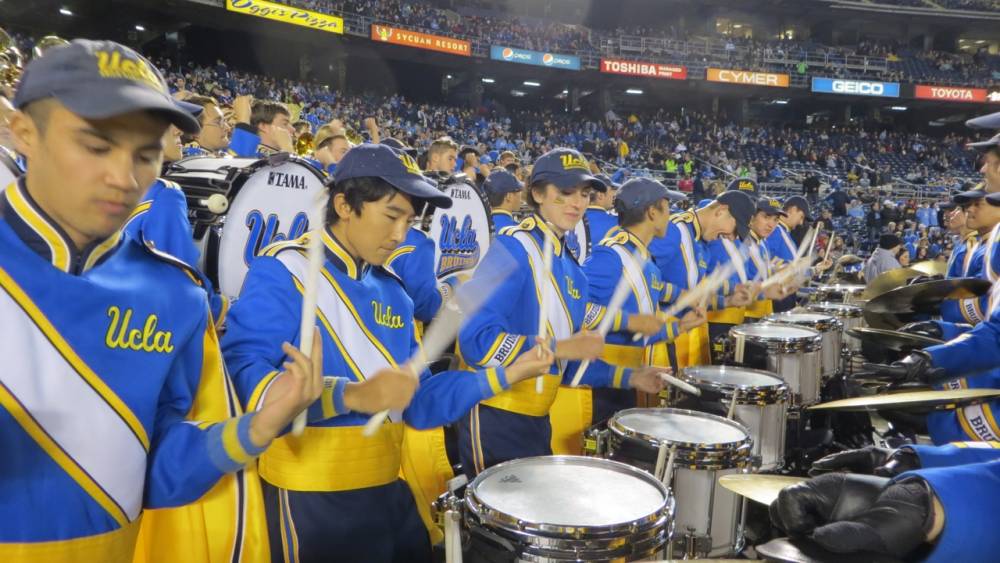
[770,473,890,536]
[899,321,943,339]
[809,446,922,477]
[809,477,935,558]
[862,351,945,384]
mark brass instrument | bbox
[295,131,314,156]
[343,125,364,145]
[0,28,24,90]
[32,35,69,59]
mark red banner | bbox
[370,24,470,56]
[914,84,987,103]
[599,58,687,80]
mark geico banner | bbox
[706,68,789,87]
[915,85,987,103]
[371,25,471,56]
[225,0,343,34]
[490,46,581,70]
[600,58,687,80]
[812,77,900,98]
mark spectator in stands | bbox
[864,233,904,281]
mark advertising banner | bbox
[915,85,988,103]
[371,25,471,56]
[706,68,789,87]
[812,77,900,98]
[225,0,343,34]
[490,45,581,70]
[600,58,687,80]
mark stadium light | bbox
[135,24,145,31]
[511,90,526,97]
[890,106,907,111]
[625,89,643,95]
[523,81,541,87]
[773,99,789,105]
[562,89,569,94]
[733,24,743,29]
[59,7,73,15]
[446,74,452,79]
[481,78,495,84]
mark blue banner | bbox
[811,77,900,98]
[490,45,581,71]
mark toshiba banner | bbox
[914,85,987,103]
[812,77,899,98]
[600,58,687,80]
[706,68,789,88]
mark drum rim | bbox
[730,321,824,347]
[608,407,753,452]
[805,301,865,317]
[815,283,865,293]
[678,365,790,402]
[466,455,671,538]
[764,312,843,333]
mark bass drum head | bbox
[212,157,326,299]
[427,180,493,280]
[566,214,591,263]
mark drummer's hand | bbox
[678,308,707,333]
[233,94,252,124]
[250,334,325,447]
[628,367,669,394]
[506,337,555,384]
[627,313,665,337]
[809,446,921,477]
[342,366,419,414]
[899,321,943,339]
[863,352,944,385]
[769,473,889,536]
[555,330,604,361]
[764,284,794,300]
[727,283,754,308]
[815,258,833,272]
[791,477,940,558]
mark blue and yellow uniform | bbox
[744,230,775,319]
[122,178,228,326]
[456,216,631,475]
[228,124,280,159]
[384,228,449,327]
[0,180,267,562]
[585,205,619,245]
[222,230,514,562]
[765,219,799,312]
[649,210,728,369]
[491,209,517,231]
[181,141,215,159]
[939,232,987,326]
[705,236,749,359]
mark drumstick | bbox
[662,445,678,487]
[631,263,737,343]
[659,371,701,396]
[653,442,669,481]
[290,192,331,437]
[444,509,462,563]
[362,246,515,437]
[568,250,643,387]
[727,388,740,420]
[536,234,554,394]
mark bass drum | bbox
[566,214,591,264]
[427,179,494,280]
[165,154,327,300]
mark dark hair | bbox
[617,199,665,228]
[526,180,547,213]
[249,101,290,131]
[293,120,311,134]
[487,189,508,208]
[23,99,55,135]
[181,95,220,143]
[326,176,398,225]
[504,163,519,174]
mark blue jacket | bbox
[490,210,517,232]
[0,180,259,548]
[384,228,445,325]
[585,206,619,246]
[649,210,728,310]
[227,124,280,159]
[765,220,798,268]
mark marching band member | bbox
[227,98,294,158]
[0,39,320,563]
[221,144,554,563]
[649,190,756,369]
[765,195,830,312]
[584,173,621,243]
[744,197,793,319]
[578,178,701,428]
[179,94,230,158]
[484,169,524,231]
[456,148,667,475]
[305,125,350,175]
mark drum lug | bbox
[583,428,608,456]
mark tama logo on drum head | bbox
[267,171,307,190]
[499,474,522,484]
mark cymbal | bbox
[809,388,1000,411]
[862,267,922,300]
[718,474,806,506]
[846,327,943,351]
[910,259,948,277]
[756,537,904,563]
[864,277,991,315]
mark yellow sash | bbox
[399,426,454,545]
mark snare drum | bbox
[608,408,752,558]
[812,284,865,304]
[679,366,789,471]
[804,302,865,353]
[164,155,327,299]
[765,312,843,378]
[464,455,672,562]
[728,322,823,405]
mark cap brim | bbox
[735,221,749,239]
[967,111,1000,130]
[986,193,1000,207]
[968,138,1000,150]
[57,81,201,134]
[665,189,687,202]
[759,208,788,217]
[953,190,986,205]
[542,171,607,192]
[175,99,204,119]
[383,173,452,209]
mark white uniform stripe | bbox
[612,245,654,314]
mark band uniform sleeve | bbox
[649,225,687,306]
[583,246,621,306]
[385,233,442,325]
[130,181,200,268]
[932,320,974,341]
[457,238,533,369]
[144,303,266,508]
[227,124,261,158]
[905,441,1000,469]
[897,460,1000,562]
[924,309,1000,377]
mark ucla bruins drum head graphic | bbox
[428,179,494,280]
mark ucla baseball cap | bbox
[614,178,685,213]
[483,170,523,197]
[756,197,788,216]
[595,173,620,191]
[332,144,452,209]
[530,148,606,192]
[727,177,758,194]
[380,137,418,159]
[953,186,986,206]
[967,111,1000,130]
[985,192,1000,207]
[783,195,813,221]
[717,190,755,239]
[14,39,200,134]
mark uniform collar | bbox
[680,210,703,241]
[530,213,565,256]
[492,209,514,218]
[587,205,608,213]
[2,178,120,275]
[777,219,791,232]
[321,228,368,281]
[750,230,765,244]
[257,143,280,157]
